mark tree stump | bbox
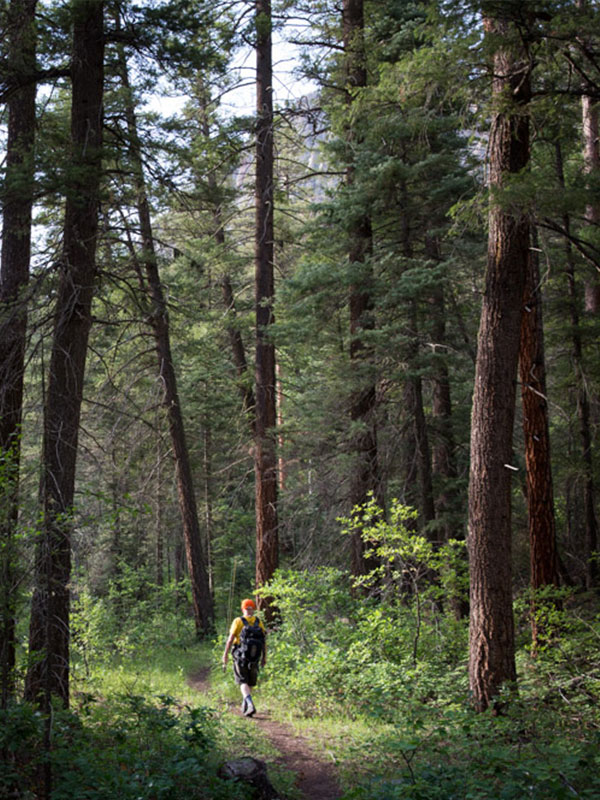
[218,757,282,799]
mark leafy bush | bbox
[343,723,600,800]
[258,505,599,800]
[0,701,44,799]
[259,564,469,722]
[0,694,244,800]
[71,573,196,670]
[258,498,470,722]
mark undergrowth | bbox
[256,565,600,800]
[2,546,599,800]
[1,577,267,800]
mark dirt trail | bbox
[188,668,341,800]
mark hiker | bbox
[222,598,267,717]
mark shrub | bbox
[0,694,244,800]
[259,565,469,722]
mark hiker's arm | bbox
[222,633,235,665]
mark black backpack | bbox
[236,617,264,665]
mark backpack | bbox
[236,617,264,666]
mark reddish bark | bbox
[468,16,531,711]
[519,241,559,649]
[254,0,279,617]
[580,23,600,314]
[555,142,598,589]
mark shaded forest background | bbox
[1,0,600,798]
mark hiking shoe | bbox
[241,698,248,715]
[244,698,256,717]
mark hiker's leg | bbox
[240,683,251,700]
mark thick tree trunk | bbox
[580,0,600,315]
[25,0,104,709]
[343,0,382,576]
[519,237,559,649]
[0,0,37,707]
[468,16,531,711]
[578,11,600,581]
[555,142,598,589]
[254,0,279,616]
[116,37,214,635]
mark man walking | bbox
[222,598,267,717]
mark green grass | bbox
[73,636,303,800]
[7,577,599,800]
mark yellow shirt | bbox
[229,615,266,645]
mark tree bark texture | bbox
[426,237,459,546]
[116,37,214,635]
[555,142,598,589]
[578,16,600,577]
[580,0,600,313]
[468,16,531,711]
[343,0,382,577]
[25,0,104,709]
[0,0,37,707]
[254,0,279,615]
[519,238,559,647]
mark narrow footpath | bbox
[188,668,341,800]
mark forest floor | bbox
[188,667,341,800]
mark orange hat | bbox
[241,598,256,611]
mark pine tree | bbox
[25,0,104,709]
[116,40,214,636]
[254,0,279,616]
[468,11,531,711]
[0,0,37,706]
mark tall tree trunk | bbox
[155,431,164,587]
[430,288,459,515]
[580,0,600,314]
[468,15,531,711]
[343,0,382,576]
[555,142,598,589]
[254,0,278,617]
[425,237,467,616]
[25,0,104,709]
[116,35,214,635]
[202,424,214,596]
[405,300,436,534]
[276,362,287,493]
[577,1,600,586]
[0,0,37,707]
[429,278,467,618]
[398,201,434,535]
[519,234,559,650]
[426,237,458,542]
